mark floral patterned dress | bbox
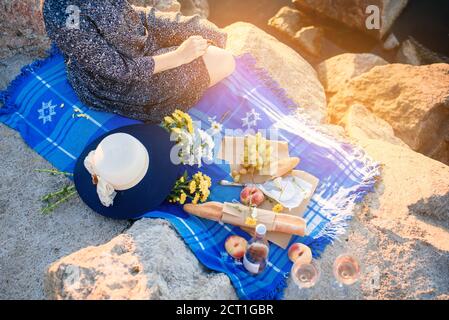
[43,0,227,122]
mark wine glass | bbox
[333,254,361,286]
[291,260,320,289]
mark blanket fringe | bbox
[237,53,298,109]
[0,43,62,116]
[309,163,381,258]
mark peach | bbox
[288,243,312,264]
[240,186,265,207]
[225,235,248,259]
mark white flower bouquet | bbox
[162,110,218,167]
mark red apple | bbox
[240,186,265,207]
[288,243,312,264]
[225,235,248,259]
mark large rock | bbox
[317,53,388,97]
[360,138,449,252]
[292,0,409,39]
[293,26,324,57]
[45,219,237,300]
[0,0,50,59]
[45,234,151,300]
[341,104,408,147]
[268,6,312,38]
[328,63,449,165]
[397,38,449,66]
[224,22,327,123]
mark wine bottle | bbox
[243,224,269,275]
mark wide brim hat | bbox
[74,124,179,220]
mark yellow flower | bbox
[203,175,212,188]
[186,120,194,134]
[176,109,191,121]
[179,192,187,205]
[172,110,193,133]
[179,176,185,183]
[272,203,284,213]
[174,109,186,118]
[189,180,197,194]
[172,112,184,125]
[192,193,200,205]
[245,217,257,227]
[201,189,210,202]
[164,116,175,126]
[193,172,202,180]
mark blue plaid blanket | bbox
[0,47,379,300]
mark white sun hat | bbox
[84,133,150,207]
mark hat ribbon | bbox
[84,151,117,207]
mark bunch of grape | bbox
[232,133,272,182]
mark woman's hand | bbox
[175,35,209,65]
[152,36,208,75]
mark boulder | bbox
[0,0,50,59]
[292,0,409,39]
[293,26,323,57]
[45,219,237,300]
[396,39,421,66]
[267,6,347,65]
[396,38,449,66]
[268,6,312,38]
[224,22,327,123]
[341,104,408,147]
[45,234,151,300]
[317,53,388,97]
[360,138,449,252]
[328,63,449,165]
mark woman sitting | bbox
[43,0,236,122]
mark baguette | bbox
[183,202,223,221]
[183,202,306,236]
